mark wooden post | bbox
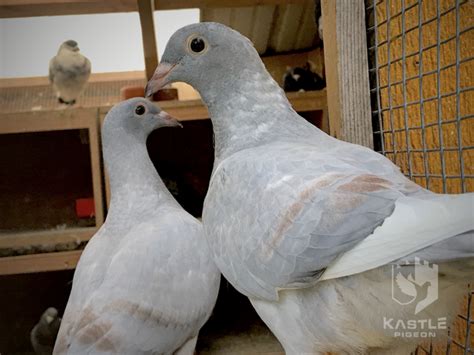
[321,0,373,148]
[137,0,159,80]
[89,108,105,226]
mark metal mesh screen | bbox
[365,0,473,353]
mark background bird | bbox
[146,22,473,354]
[283,62,326,92]
[49,40,91,105]
[31,307,61,355]
[53,98,220,354]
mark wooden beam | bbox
[321,1,340,139]
[0,71,146,89]
[321,0,373,148]
[0,107,97,134]
[0,250,82,275]
[0,227,96,250]
[0,0,307,18]
[98,109,111,209]
[155,0,307,10]
[88,110,105,226]
[0,0,137,18]
[0,0,98,5]
[286,90,327,113]
[98,90,327,123]
[137,0,159,80]
[161,90,327,120]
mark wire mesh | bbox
[365,0,473,353]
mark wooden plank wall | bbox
[375,0,473,194]
[373,0,473,352]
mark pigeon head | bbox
[60,40,80,52]
[40,307,59,326]
[146,22,262,98]
[104,98,181,139]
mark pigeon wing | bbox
[204,141,410,301]
[205,138,473,302]
[48,57,59,84]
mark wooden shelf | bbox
[0,108,104,277]
[99,89,328,122]
[161,89,328,121]
[0,227,97,251]
[0,227,96,275]
[0,250,82,275]
[0,109,105,230]
[0,107,98,134]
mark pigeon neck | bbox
[102,129,176,217]
[199,69,297,161]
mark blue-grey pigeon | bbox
[53,98,220,354]
[146,23,474,354]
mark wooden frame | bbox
[0,107,104,225]
[0,71,146,89]
[321,0,373,148]
[0,250,82,275]
[0,108,104,275]
[138,0,159,80]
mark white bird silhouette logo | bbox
[394,270,433,314]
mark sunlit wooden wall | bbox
[374,0,473,194]
[371,0,473,353]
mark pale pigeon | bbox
[53,98,220,354]
[146,23,473,354]
[49,40,91,105]
[31,307,61,355]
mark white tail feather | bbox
[321,193,474,280]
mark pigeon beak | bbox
[145,63,176,98]
[45,315,54,324]
[155,110,182,128]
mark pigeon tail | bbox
[321,193,474,280]
[58,97,76,105]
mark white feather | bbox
[321,193,473,280]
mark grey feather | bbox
[150,22,474,354]
[31,307,61,355]
[53,98,220,354]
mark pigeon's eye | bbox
[135,105,146,116]
[188,36,207,54]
